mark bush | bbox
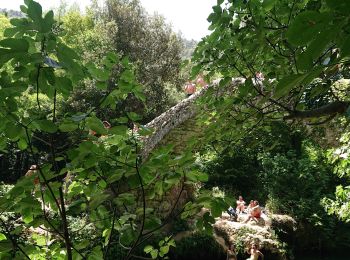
[168,232,226,260]
[170,217,191,234]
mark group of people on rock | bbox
[183,74,208,97]
[226,195,265,260]
[228,195,263,224]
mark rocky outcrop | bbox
[214,213,296,259]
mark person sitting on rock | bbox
[227,206,237,221]
[247,243,264,260]
[247,200,255,213]
[236,195,246,214]
[244,200,262,223]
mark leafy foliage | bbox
[167,232,226,260]
[192,0,350,145]
[104,0,186,121]
[191,0,350,244]
[323,132,350,222]
[199,120,350,253]
[0,1,225,259]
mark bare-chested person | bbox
[226,244,237,260]
[247,243,264,260]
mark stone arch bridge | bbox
[142,78,244,158]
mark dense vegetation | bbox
[0,0,350,259]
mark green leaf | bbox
[18,138,28,150]
[20,5,28,13]
[210,199,225,218]
[107,171,124,183]
[120,69,134,82]
[109,125,128,135]
[55,77,73,97]
[57,43,84,79]
[86,116,107,135]
[120,225,136,246]
[59,120,78,132]
[114,193,135,206]
[191,64,202,78]
[98,180,107,189]
[57,43,79,60]
[3,27,20,38]
[116,117,128,124]
[102,228,111,245]
[89,193,110,210]
[23,210,34,224]
[127,112,141,121]
[160,245,170,256]
[262,0,277,11]
[42,10,54,33]
[144,217,161,230]
[325,0,350,14]
[274,74,306,98]
[239,78,254,97]
[34,119,58,133]
[96,81,107,90]
[42,67,55,85]
[0,38,29,52]
[27,0,43,24]
[0,233,6,241]
[88,246,103,260]
[286,11,331,46]
[144,245,154,254]
[0,241,12,252]
[213,5,222,14]
[297,28,338,71]
[187,170,209,182]
[76,240,90,250]
[86,62,110,82]
[150,249,159,259]
[5,122,23,141]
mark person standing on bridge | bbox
[184,80,196,97]
[196,73,208,88]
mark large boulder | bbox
[213,213,296,259]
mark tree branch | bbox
[284,101,349,120]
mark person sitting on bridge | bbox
[184,80,196,97]
[196,74,208,88]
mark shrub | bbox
[168,232,226,260]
